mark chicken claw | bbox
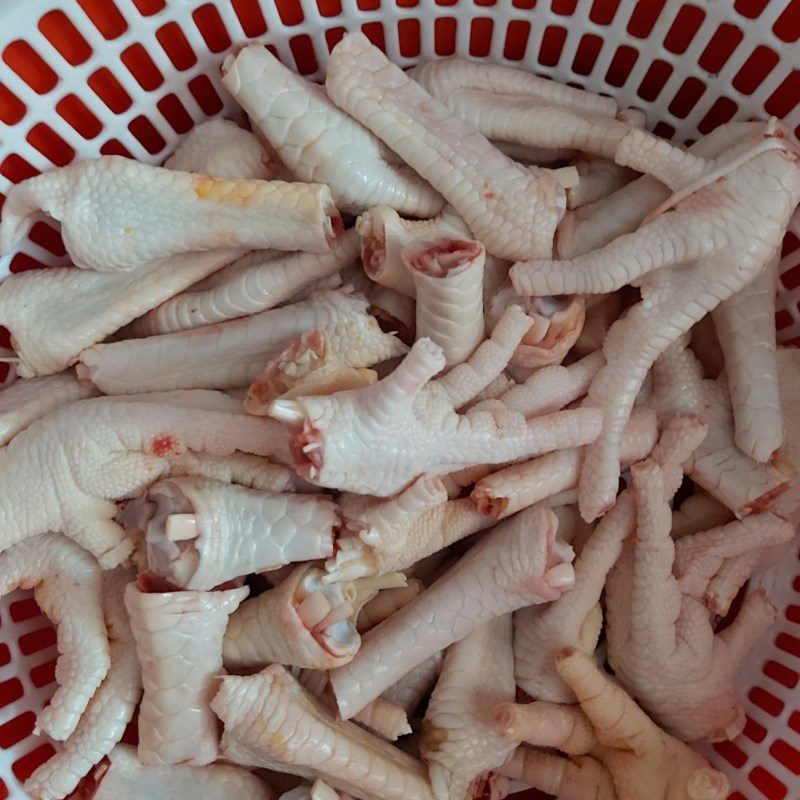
[0,533,109,741]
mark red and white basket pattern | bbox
[0,1,798,798]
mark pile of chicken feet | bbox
[1,32,799,800]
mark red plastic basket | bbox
[0,1,798,798]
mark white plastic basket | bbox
[0,1,798,798]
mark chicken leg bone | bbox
[212,664,436,800]
[0,533,109,741]
[326,33,569,261]
[421,615,517,800]
[24,567,141,800]
[329,504,574,719]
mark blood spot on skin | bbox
[484,190,495,199]
[744,482,790,515]
[150,433,179,457]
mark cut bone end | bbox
[165,513,198,542]
[686,768,730,800]
[404,238,483,277]
[269,399,307,424]
[552,165,580,189]
[490,704,518,740]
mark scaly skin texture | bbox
[125,582,248,765]
[223,565,398,670]
[246,329,378,413]
[421,615,517,800]
[408,59,618,117]
[212,665,436,800]
[163,451,301,493]
[357,206,468,298]
[472,406,657,518]
[0,156,340,271]
[129,229,361,336]
[712,256,782,462]
[523,136,800,521]
[404,237,485,367]
[79,290,406,394]
[326,33,568,261]
[496,350,604,418]
[326,476,494,580]
[382,651,444,716]
[513,415,708,703]
[269,333,601,496]
[24,568,141,800]
[0,533,109,741]
[87,744,273,800]
[329,505,574,719]
[0,371,98,445]
[0,121,270,377]
[0,391,285,568]
[606,460,781,742]
[492,701,598,755]
[222,45,443,216]
[653,337,790,517]
[555,120,770,259]
[135,476,337,589]
[499,649,729,800]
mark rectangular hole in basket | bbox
[30,659,56,689]
[763,659,799,689]
[775,632,800,658]
[18,626,57,657]
[88,67,133,113]
[357,0,381,10]
[605,44,638,88]
[748,686,785,717]
[157,22,198,70]
[749,766,788,800]
[9,598,41,623]
[11,253,48,273]
[317,0,342,17]
[434,18,457,56]
[0,678,24,710]
[398,19,421,58]
[538,25,567,68]
[129,115,167,155]
[0,644,9,668]
[668,76,706,119]
[590,0,623,25]
[697,96,738,134]
[29,222,65,257]
[0,712,35,750]
[361,21,386,51]
[773,0,800,42]
[663,4,705,54]
[56,93,103,139]
[188,74,224,116]
[780,231,798,260]
[0,82,25,125]
[504,20,530,61]
[132,0,166,15]
[121,43,165,91]
[734,0,769,17]
[572,33,603,77]
[470,18,493,58]
[2,41,58,95]
[12,744,55,782]
[38,10,92,66]
[398,0,420,8]
[551,0,576,13]
[627,0,667,38]
[769,739,800,775]
[290,35,318,75]
[713,739,747,769]
[325,27,348,52]
[0,777,8,800]
[637,58,673,102]
[193,4,232,53]
[511,0,535,8]
[157,93,194,134]
[776,308,793,332]
[473,0,496,7]
[100,138,134,158]
[780,264,800,292]
[77,0,128,40]
[732,44,779,95]
[698,23,744,74]
[0,154,38,184]
[789,711,800,735]
[765,72,800,119]
[27,123,75,167]
[232,0,268,33]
